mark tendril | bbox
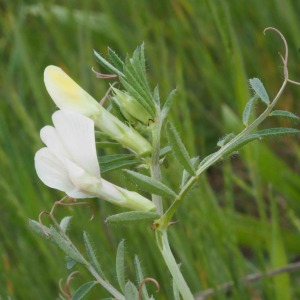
[138,277,160,300]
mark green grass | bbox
[1,0,300,299]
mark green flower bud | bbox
[112,88,152,125]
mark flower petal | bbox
[52,110,100,178]
[40,125,70,160]
[44,66,100,117]
[35,148,74,193]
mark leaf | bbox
[83,232,106,279]
[116,240,126,293]
[242,96,258,126]
[106,211,159,226]
[134,256,149,300]
[166,122,196,175]
[124,281,138,300]
[161,89,177,121]
[93,50,124,77]
[60,216,72,233]
[222,128,300,158]
[99,154,135,164]
[28,219,51,241]
[100,159,141,174]
[160,146,171,157]
[72,281,97,300]
[123,169,177,198]
[153,85,160,105]
[249,78,270,105]
[108,47,124,71]
[270,110,300,122]
[255,127,300,138]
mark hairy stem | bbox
[156,230,194,300]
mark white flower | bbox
[35,110,156,211]
[44,66,152,156]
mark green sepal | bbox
[83,232,106,279]
[124,169,177,198]
[124,281,139,300]
[106,211,160,226]
[166,122,196,175]
[249,78,270,105]
[116,239,126,293]
[72,281,97,300]
[270,110,300,122]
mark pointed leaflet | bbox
[249,78,270,105]
[242,96,258,126]
[94,50,124,77]
[270,110,300,123]
[116,240,126,293]
[108,47,124,71]
[60,216,72,234]
[106,211,159,226]
[222,128,300,158]
[161,89,177,121]
[124,169,177,198]
[134,256,149,300]
[217,133,235,147]
[124,281,139,300]
[72,281,97,300]
[83,232,106,279]
[166,122,196,175]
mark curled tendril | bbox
[92,67,118,79]
[138,277,160,300]
[38,196,95,236]
[59,271,79,300]
[264,27,300,86]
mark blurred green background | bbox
[1,0,300,299]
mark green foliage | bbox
[72,281,98,300]
[166,122,196,175]
[249,78,270,105]
[116,240,126,293]
[2,1,300,299]
[123,169,177,198]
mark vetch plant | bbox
[30,28,300,299]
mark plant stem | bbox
[151,117,163,215]
[50,215,125,300]
[160,79,288,228]
[156,229,194,300]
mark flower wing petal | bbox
[35,148,74,192]
[52,110,100,178]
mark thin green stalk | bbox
[50,215,125,300]
[160,79,288,228]
[151,116,163,215]
[156,230,194,300]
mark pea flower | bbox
[34,110,156,211]
[44,65,152,157]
